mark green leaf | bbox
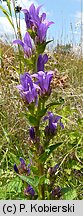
[45,39,53,46]
[62,188,77,200]
[46,99,64,109]
[28,29,36,39]
[39,175,46,185]
[18,175,39,192]
[61,187,72,195]
[38,108,47,118]
[28,116,39,126]
[31,166,39,175]
[39,142,63,162]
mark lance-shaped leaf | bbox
[39,142,63,162]
[18,175,39,193]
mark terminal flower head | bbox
[22,4,43,29]
[22,4,54,43]
[13,32,32,57]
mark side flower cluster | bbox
[14,158,35,197]
[17,71,53,105]
[44,112,64,138]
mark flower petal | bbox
[13,39,24,48]
[24,32,32,48]
[43,54,48,64]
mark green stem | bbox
[38,162,45,200]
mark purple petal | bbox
[60,121,64,129]
[43,54,48,64]
[43,115,49,121]
[13,39,24,48]
[29,127,35,140]
[31,73,38,79]
[20,72,33,90]
[25,90,33,104]
[16,84,24,91]
[24,185,35,196]
[36,5,43,15]
[14,164,19,173]
[21,9,28,13]
[23,44,32,57]
[52,164,59,173]
[37,54,44,72]
[41,12,46,21]
[24,32,32,48]
[54,116,61,123]
[20,157,25,165]
[44,71,53,91]
[37,23,47,42]
[29,4,35,15]
[37,54,48,72]
[46,21,54,28]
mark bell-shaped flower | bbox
[44,112,64,137]
[37,21,54,43]
[21,4,54,43]
[17,72,40,105]
[37,54,48,72]
[52,187,61,198]
[13,32,32,57]
[29,127,35,140]
[24,185,35,197]
[22,4,43,29]
[14,157,30,175]
[48,164,59,176]
[32,71,53,95]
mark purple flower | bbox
[22,4,43,29]
[13,32,32,57]
[17,72,40,105]
[21,4,54,43]
[52,187,61,198]
[29,127,35,140]
[24,185,35,196]
[37,54,48,72]
[14,164,19,173]
[14,158,30,175]
[48,164,59,175]
[37,22,54,43]
[44,112,64,137]
[32,71,53,95]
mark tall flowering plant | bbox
[13,3,64,200]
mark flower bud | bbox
[29,127,35,140]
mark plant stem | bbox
[38,162,45,200]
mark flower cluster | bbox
[14,158,30,175]
[22,4,54,43]
[17,71,53,105]
[14,158,35,197]
[44,112,64,137]
[24,185,35,197]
